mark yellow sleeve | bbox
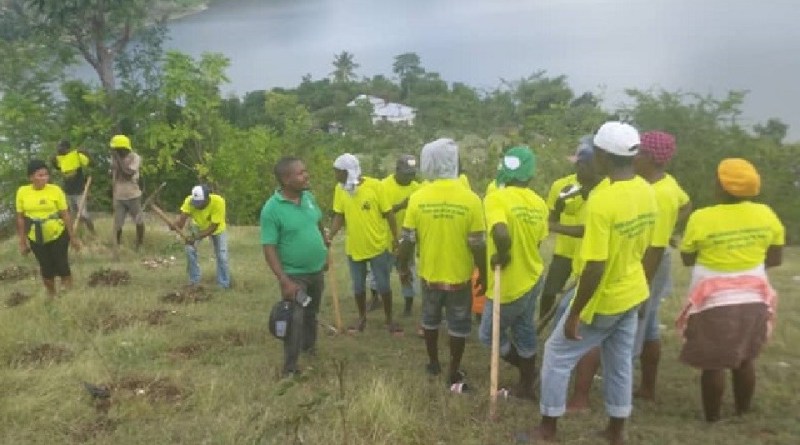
[79,152,90,168]
[376,181,392,214]
[538,199,550,240]
[767,208,786,246]
[469,194,486,232]
[546,177,567,210]
[332,186,344,214]
[677,185,690,207]
[579,196,611,261]
[54,186,68,211]
[650,193,671,248]
[403,195,418,230]
[210,196,226,225]
[680,211,702,253]
[483,192,506,231]
[15,187,25,213]
[179,196,192,215]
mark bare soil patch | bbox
[114,375,186,405]
[5,291,32,307]
[88,268,131,287]
[0,265,34,281]
[167,342,211,360]
[95,309,173,333]
[161,285,212,304]
[10,343,73,367]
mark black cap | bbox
[396,154,417,174]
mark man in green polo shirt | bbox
[261,156,329,376]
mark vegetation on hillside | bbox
[1,3,798,242]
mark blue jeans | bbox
[186,231,230,288]
[479,278,542,359]
[634,249,673,355]
[540,307,638,418]
[366,257,417,298]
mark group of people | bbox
[15,135,232,297]
[259,120,784,444]
[14,123,784,444]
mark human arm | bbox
[549,223,585,238]
[469,231,487,294]
[490,223,511,269]
[263,244,299,300]
[173,213,190,230]
[642,246,665,284]
[669,202,693,247]
[564,260,605,340]
[60,209,80,250]
[384,211,398,250]
[765,245,782,268]
[391,197,409,214]
[15,213,30,255]
[187,223,219,245]
[328,213,345,239]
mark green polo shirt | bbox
[260,190,328,275]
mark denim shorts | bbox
[635,249,673,353]
[421,283,472,337]
[348,250,393,295]
[479,278,542,358]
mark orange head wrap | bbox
[717,158,761,198]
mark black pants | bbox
[30,231,71,279]
[283,271,325,373]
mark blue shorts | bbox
[421,283,472,338]
[348,251,393,295]
[479,279,542,359]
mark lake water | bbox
[164,0,800,140]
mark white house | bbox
[347,94,416,125]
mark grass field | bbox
[1,216,798,444]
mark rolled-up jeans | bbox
[540,306,639,418]
[186,231,230,289]
[283,271,325,373]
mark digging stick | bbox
[73,176,92,233]
[489,265,502,420]
[149,203,193,244]
[328,252,343,332]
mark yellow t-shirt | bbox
[179,194,227,235]
[650,174,690,247]
[55,150,89,177]
[333,176,393,261]
[403,179,485,284]
[485,186,549,303]
[578,176,656,323]
[459,174,471,191]
[546,174,584,258]
[680,201,784,272]
[381,174,420,233]
[485,180,498,196]
[569,178,610,279]
[15,184,68,243]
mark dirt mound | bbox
[68,417,117,443]
[114,375,186,405]
[167,342,210,360]
[140,256,176,270]
[5,291,32,307]
[161,285,211,304]
[0,265,34,281]
[11,343,73,367]
[96,309,173,333]
[88,268,131,287]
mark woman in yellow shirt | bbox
[15,160,80,296]
[679,158,783,422]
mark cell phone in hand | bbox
[295,289,311,307]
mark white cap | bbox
[190,185,207,207]
[593,122,641,157]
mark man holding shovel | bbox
[479,146,548,400]
[261,157,328,376]
[173,185,231,289]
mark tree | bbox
[330,51,359,84]
[754,118,788,144]
[26,0,199,93]
[393,52,424,100]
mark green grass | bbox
[1,215,799,444]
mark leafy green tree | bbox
[393,52,424,100]
[754,118,788,144]
[25,0,199,93]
